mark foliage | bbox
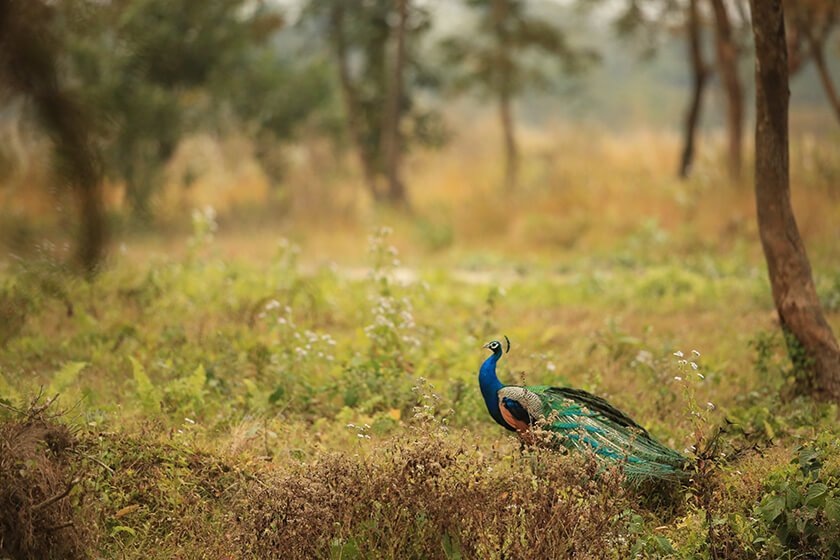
[54,0,332,218]
[0,127,839,557]
[440,0,596,99]
[753,439,840,557]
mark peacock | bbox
[479,337,688,483]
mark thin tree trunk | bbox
[806,36,840,125]
[493,0,518,192]
[710,0,743,180]
[751,0,840,402]
[330,3,381,201]
[679,0,710,179]
[381,0,409,207]
[499,87,518,192]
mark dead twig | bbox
[32,478,79,513]
[71,449,114,475]
[44,520,74,532]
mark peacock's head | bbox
[482,335,510,355]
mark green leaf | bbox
[654,536,676,553]
[130,357,160,414]
[184,364,206,402]
[757,495,785,523]
[49,361,88,394]
[785,484,801,509]
[0,369,19,401]
[111,525,136,538]
[442,532,463,559]
[805,483,829,507]
[825,498,840,524]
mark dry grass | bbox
[0,405,88,559]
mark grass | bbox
[1,127,840,558]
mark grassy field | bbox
[1,129,840,558]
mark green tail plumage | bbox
[526,385,689,483]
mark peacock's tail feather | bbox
[526,386,689,483]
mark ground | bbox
[1,129,840,558]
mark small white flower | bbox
[706,402,716,410]
[697,373,705,379]
[690,362,699,370]
[184,417,195,424]
[673,351,684,358]
[691,350,701,357]
[674,376,683,381]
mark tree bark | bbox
[679,0,710,179]
[380,0,409,207]
[709,0,744,180]
[751,0,840,402]
[806,35,840,125]
[329,2,381,201]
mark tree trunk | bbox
[709,0,743,180]
[499,87,518,192]
[493,0,518,192]
[679,0,710,179]
[751,0,840,402]
[806,35,840,125]
[380,0,409,207]
[329,3,381,201]
[0,0,106,275]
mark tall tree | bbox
[57,0,324,221]
[441,0,593,192]
[751,0,840,402]
[0,0,105,275]
[310,0,442,206]
[785,0,840,124]
[679,0,711,178]
[594,0,713,179]
[381,0,410,207]
[709,0,745,180]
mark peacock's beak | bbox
[482,342,491,349]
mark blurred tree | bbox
[589,0,712,179]
[709,0,747,180]
[679,0,711,178]
[58,0,330,221]
[208,45,334,190]
[785,0,840,123]
[306,0,443,206]
[0,0,105,275]
[441,0,594,192]
[751,0,840,402]
[381,0,409,207]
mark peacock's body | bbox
[479,338,688,483]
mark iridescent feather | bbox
[480,339,688,483]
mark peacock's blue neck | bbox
[479,351,507,427]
